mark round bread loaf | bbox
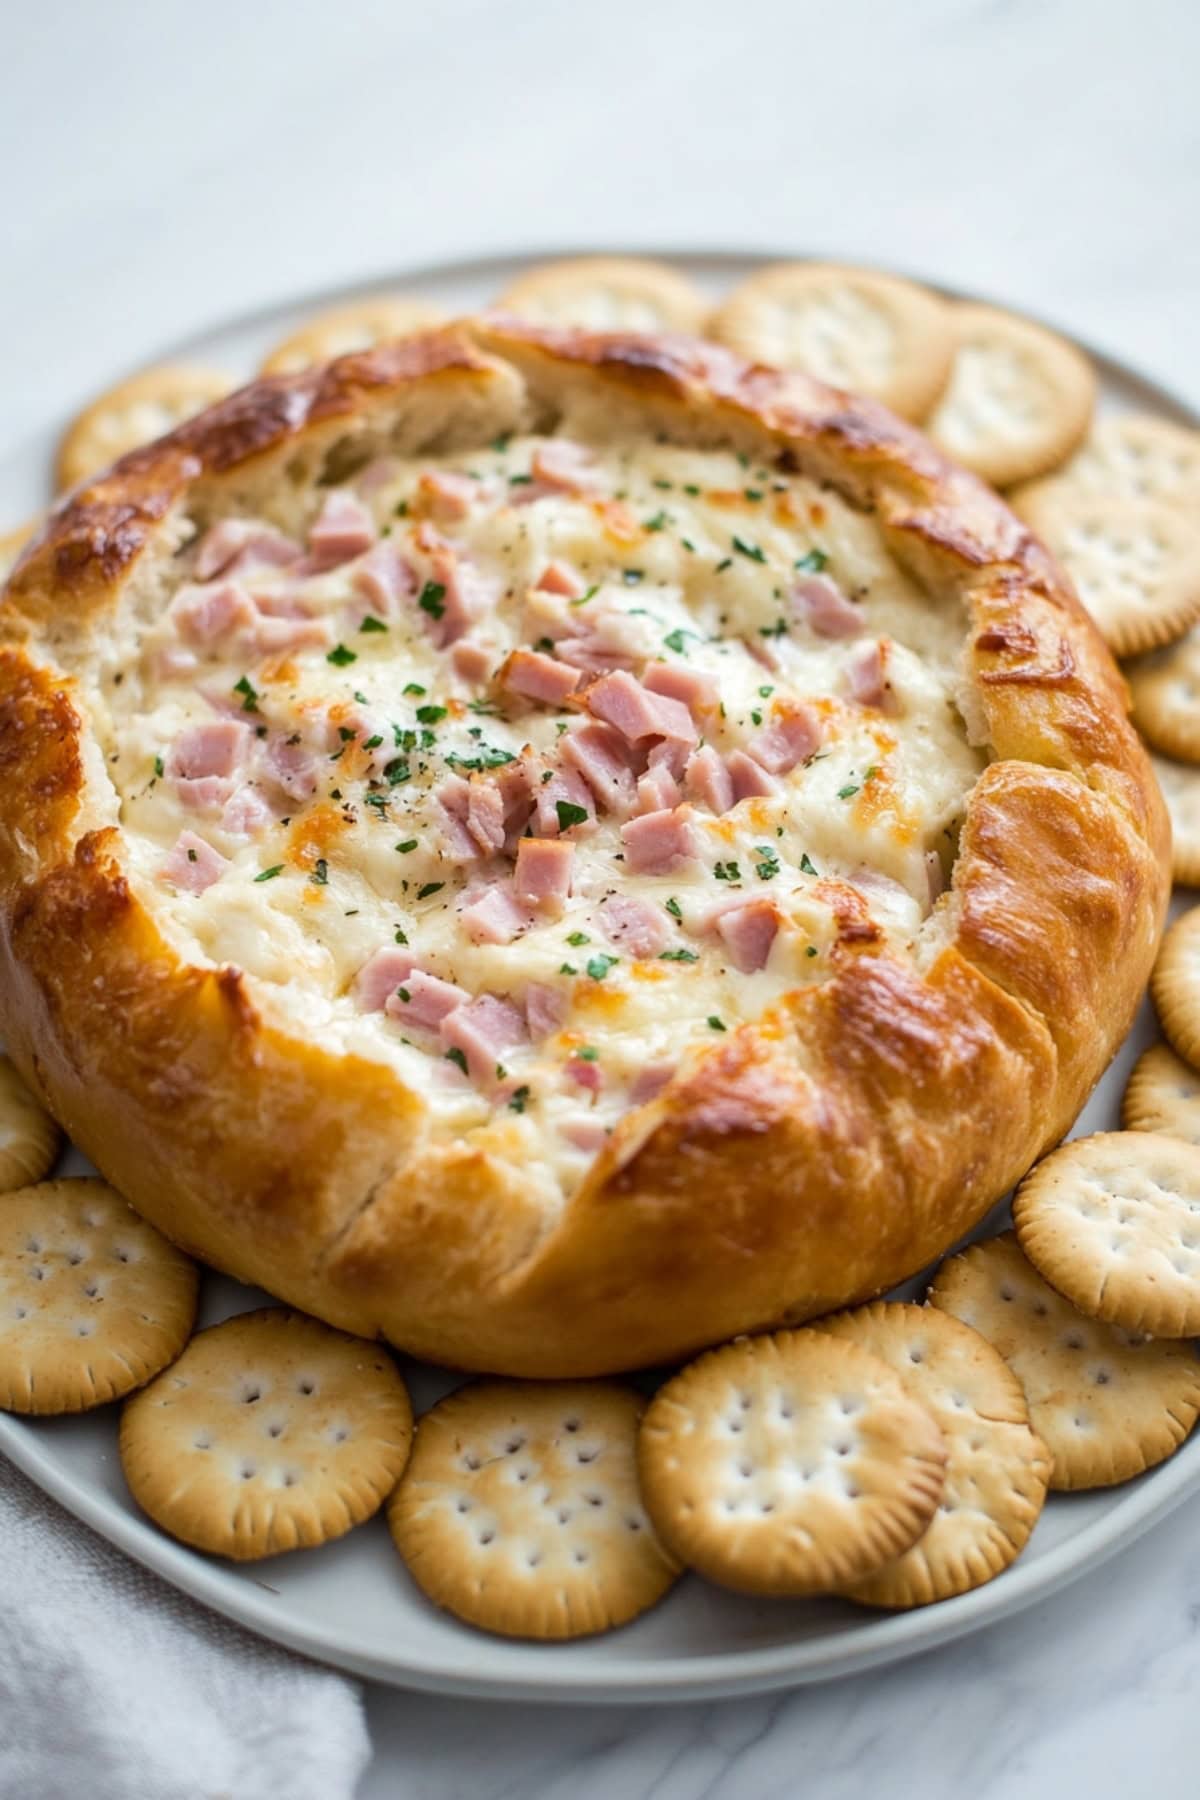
[0,318,1169,1375]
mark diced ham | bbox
[525,982,568,1039]
[460,884,533,946]
[557,605,646,677]
[386,969,469,1030]
[160,831,229,894]
[637,763,681,814]
[169,580,257,644]
[423,544,497,649]
[685,745,734,815]
[726,750,781,802]
[528,440,597,497]
[500,649,581,706]
[262,735,320,803]
[253,614,334,654]
[451,636,494,682]
[537,560,585,599]
[584,671,699,752]
[792,573,863,638]
[220,785,275,836]
[467,780,507,856]
[193,521,301,582]
[620,806,698,875]
[560,723,638,817]
[514,838,574,912]
[175,774,237,810]
[353,947,417,1013]
[563,1116,609,1153]
[436,776,505,861]
[565,1055,604,1094]
[845,640,899,714]
[745,704,821,775]
[352,543,416,617]
[645,736,689,780]
[440,993,527,1085]
[642,663,719,719]
[598,894,671,958]
[630,1063,675,1105]
[417,469,479,522]
[713,897,780,974]
[533,764,596,839]
[745,634,784,673]
[522,588,573,643]
[168,720,252,781]
[308,491,376,568]
[496,758,537,851]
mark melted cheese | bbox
[93,437,984,1190]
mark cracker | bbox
[1013,1131,1200,1339]
[929,1231,1200,1488]
[0,1054,61,1192]
[1017,489,1200,657]
[495,257,707,336]
[388,1380,679,1639]
[1015,414,1200,518]
[1128,625,1200,762]
[817,1302,1051,1608]
[0,1179,197,1414]
[121,1307,412,1560]
[926,302,1095,487]
[1153,906,1200,1067]
[1147,752,1200,885]
[707,262,953,421]
[259,296,446,375]
[637,1330,946,1596]
[57,365,234,491]
[1123,1042,1200,1145]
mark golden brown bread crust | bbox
[0,319,1171,1376]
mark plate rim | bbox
[3,241,1199,1704]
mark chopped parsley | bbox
[418,581,446,621]
[416,881,445,901]
[566,930,590,946]
[491,432,512,453]
[233,675,259,713]
[806,945,819,957]
[444,1046,469,1075]
[714,860,742,882]
[795,548,830,573]
[395,839,418,854]
[153,754,164,778]
[559,962,577,976]
[758,685,775,698]
[508,472,533,486]
[759,618,788,639]
[715,556,733,574]
[404,682,426,697]
[254,865,284,883]
[838,782,861,800]
[659,948,698,963]
[800,853,818,876]
[467,697,498,715]
[733,536,766,563]
[576,1046,599,1062]
[663,628,695,654]
[338,726,357,742]
[326,644,357,667]
[394,927,409,945]
[556,800,589,832]
[416,704,447,725]
[384,758,412,785]
[445,746,515,772]
[665,897,683,921]
[571,585,600,606]
[754,845,780,880]
[707,1015,727,1032]
[743,487,764,501]
[310,858,329,886]
[507,1085,531,1114]
[683,483,701,497]
[364,734,383,749]
[359,615,388,633]
[643,510,669,532]
[585,953,618,981]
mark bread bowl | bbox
[0,317,1170,1376]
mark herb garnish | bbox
[418,581,446,621]
[233,675,259,713]
[327,644,357,667]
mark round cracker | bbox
[1018,489,1200,657]
[1123,1042,1200,1145]
[495,257,707,336]
[259,296,446,376]
[817,1302,1051,1608]
[0,1054,61,1192]
[637,1330,947,1596]
[1013,1131,1200,1339]
[708,262,953,421]
[121,1308,412,1560]
[1153,905,1200,1067]
[1015,414,1200,519]
[1128,624,1200,762]
[1147,752,1200,885]
[926,302,1095,488]
[929,1231,1200,1488]
[57,365,234,491]
[0,1179,198,1414]
[388,1380,679,1639]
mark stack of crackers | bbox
[4,254,1200,1645]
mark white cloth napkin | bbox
[0,1454,370,1800]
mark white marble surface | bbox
[5,0,1200,1792]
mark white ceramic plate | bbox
[2,250,1197,1704]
